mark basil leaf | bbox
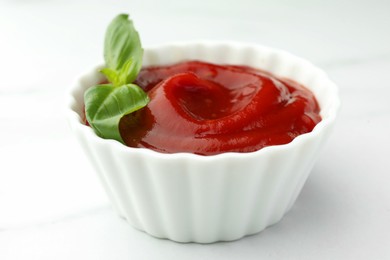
[84,84,149,143]
[104,13,143,84]
[100,68,119,85]
[117,58,139,86]
[85,14,148,143]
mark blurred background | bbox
[1,0,390,93]
[1,0,390,259]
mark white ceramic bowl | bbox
[66,41,340,243]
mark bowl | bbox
[66,41,340,243]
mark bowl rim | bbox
[66,40,340,161]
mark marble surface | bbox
[1,0,389,259]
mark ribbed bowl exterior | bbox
[66,42,340,243]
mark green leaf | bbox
[84,14,148,143]
[84,84,150,143]
[104,14,143,79]
[100,68,119,85]
[117,58,139,85]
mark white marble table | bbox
[1,0,389,259]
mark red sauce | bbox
[118,61,321,155]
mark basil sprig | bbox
[84,14,149,143]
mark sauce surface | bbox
[118,61,321,155]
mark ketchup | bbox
[118,61,321,155]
